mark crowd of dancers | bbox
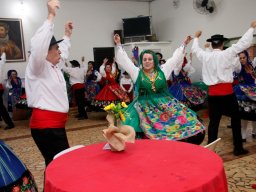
[1,0,256,191]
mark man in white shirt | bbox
[62,59,88,120]
[25,0,73,166]
[192,20,256,156]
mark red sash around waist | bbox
[208,83,233,96]
[72,83,85,90]
[30,108,68,129]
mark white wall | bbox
[0,0,150,78]
[150,0,256,81]
[2,0,256,81]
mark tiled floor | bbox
[1,109,256,192]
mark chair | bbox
[204,138,221,152]
[54,145,84,159]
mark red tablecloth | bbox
[45,140,228,192]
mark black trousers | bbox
[208,93,243,150]
[74,88,87,118]
[31,128,69,166]
[0,90,14,126]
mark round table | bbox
[45,140,228,192]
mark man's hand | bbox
[103,58,108,65]
[194,31,202,38]
[47,0,60,21]
[184,36,193,45]
[65,21,73,37]
[251,21,256,28]
[114,34,121,45]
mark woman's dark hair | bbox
[239,50,252,64]
[155,52,163,59]
[88,61,95,65]
[7,70,18,78]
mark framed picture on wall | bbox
[0,18,26,62]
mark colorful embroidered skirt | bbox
[122,92,205,140]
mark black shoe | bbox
[227,125,232,128]
[242,139,246,143]
[252,133,256,139]
[233,149,249,156]
[4,124,15,130]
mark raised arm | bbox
[114,34,139,82]
[225,21,256,57]
[191,31,206,63]
[81,56,88,75]
[161,36,192,79]
[99,58,108,77]
[112,60,117,74]
[94,70,102,82]
[59,22,73,60]
[27,0,60,75]
[183,53,195,76]
[0,52,6,67]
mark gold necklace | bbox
[144,70,158,92]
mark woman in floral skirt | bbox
[114,34,205,144]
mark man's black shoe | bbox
[4,124,15,130]
[233,149,249,156]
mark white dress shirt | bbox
[62,62,88,86]
[25,20,71,113]
[192,28,255,86]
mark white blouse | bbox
[115,45,185,83]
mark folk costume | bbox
[25,20,70,166]
[0,140,38,192]
[192,28,255,154]
[115,46,205,144]
[84,62,101,104]
[93,62,130,107]
[6,70,22,112]
[169,56,207,110]
[233,50,256,139]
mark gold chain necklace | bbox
[144,70,158,92]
